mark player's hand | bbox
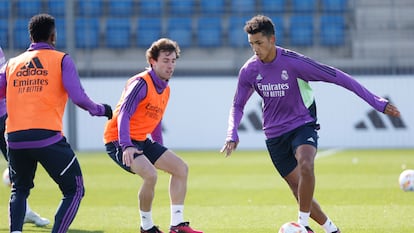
[122,147,143,167]
[102,104,113,119]
[384,103,400,117]
[220,140,238,157]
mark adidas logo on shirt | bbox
[17,57,48,77]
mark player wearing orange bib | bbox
[104,38,202,233]
[0,14,112,233]
[0,46,50,227]
[104,71,169,144]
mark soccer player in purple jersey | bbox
[0,46,50,227]
[221,15,400,233]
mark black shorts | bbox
[105,138,168,174]
[8,137,82,195]
[265,123,319,177]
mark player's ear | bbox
[49,29,57,47]
[270,35,276,44]
[149,57,156,67]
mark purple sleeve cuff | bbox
[121,144,134,152]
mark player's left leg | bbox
[155,150,188,207]
[37,138,84,233]
[155,150,203,233]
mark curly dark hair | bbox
[29,13,55,42]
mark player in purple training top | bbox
[221,15,400,233]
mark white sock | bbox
[25,200,31,215]
[170,205,184,226]
[322,217,338,233]
[11,231,22,233]
[140,210,153,230]
[298,211,310,227]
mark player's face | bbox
[151,50,177,81]
[248,32,276,63]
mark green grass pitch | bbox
[1,149,413,233]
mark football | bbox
[399,169,414,192]
[278,221,307,233]
[2,167,11,187]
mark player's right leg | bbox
[106,141,160,232]
[131,154,160,232]
[130,155,158,212]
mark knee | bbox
[176,161,188,178]
[299,159,314,177]
[10,188,30,201]
[142,169,158,185]
[62,176,85,199]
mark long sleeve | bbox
[226,68,255,142]
[290,52,389,113]
[61,54,106,116]
[118,78,147,151]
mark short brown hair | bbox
[146,38,181,66]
